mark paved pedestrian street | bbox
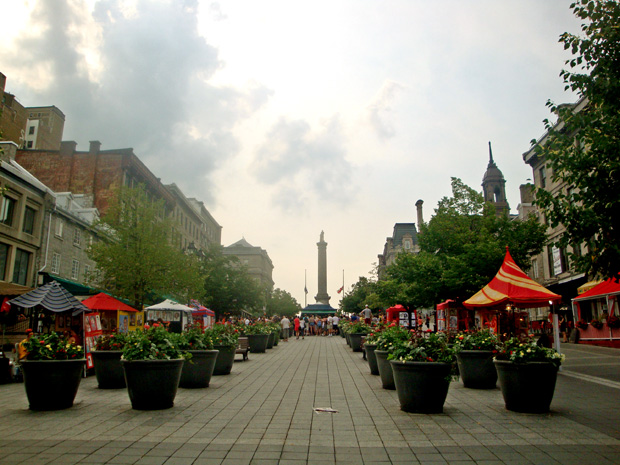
[1,336,619,465]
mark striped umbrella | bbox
[9,280,89,316]
[463,247,561,309]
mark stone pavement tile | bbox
[193,460,223,465]
[249,460,279,465]
[221,458,252,465]
[106,455,141,464]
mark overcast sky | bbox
[1,0,582,308]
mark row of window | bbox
[0,242,31,286]
[0,196,37,235]
[51,252,91,281]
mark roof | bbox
[573,279,620,302]
[145,299,193,313]
[8,281,89,315]
[301,303,337,316]
[391,223,418,246]
[463,248,562,309]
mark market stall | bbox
[145,299,193,333]
[82,293,143,334]
[463,247,561,342]
[572,278,620,346]
[436,299,473,332]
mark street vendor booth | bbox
[436,300,473,332]
[386,304,416,328]
[463,248,562,341]
[145,299,193,333]
[82,293,143,334]
[572,278,620,347]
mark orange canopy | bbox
[463,248,561,310]
[82,293,138,312]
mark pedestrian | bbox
[327,315,334,336]
[309,315,315,335]
[294,316,301,339]
[316,317,322,336]
[281,316,290,341]
[361,305,372,324]
[299,317,306,339]
[332,314,340,335]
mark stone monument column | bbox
[315,231,331,305]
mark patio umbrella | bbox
[82,293,138,312]
[9,280,89,316]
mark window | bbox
[0,243,8,281]
[71,259,80,280]
[13,249,31,286]
[51,253,61,274]
[539,166,547,188]
[23,206,36,235]
[403,239,411,250]
[73,229,81,247]
[531,258,539,279]
[28,126,35,135]
[27,141,33,149]
[0,197,16,226]
[55,219,64,238]
[84,264,91,281]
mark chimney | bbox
[415,199,424,230]
[89,140,101,155]
[60,141,77,156]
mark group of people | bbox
[279,314,345,341]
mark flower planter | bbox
[266,332,275,349]
[390,360,452,413]
[273,332,280,346]
[21,359,85,410]
[212,345,236,375]
[374,350,395,390]
[494,360,559,413]
[179,350,219,388]
[122,359,184,410]
[346,332,351,346]
[456,350,497,389]
[364,344,379,375]
[247,334,269,353]
[349,333,367,352]
[91,350,125,389]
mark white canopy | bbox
[145,299,193,313]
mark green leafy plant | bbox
[453,329,500,352]
[495,337,565,367]
[374,324,410,351]
[242,322,272,335]
[95,332,128,351]
[209,323,240,348]
[387,332,456,366]
[122,324,188,361]
[176,324,213,350]
[347,322,372,334]
[24,332,84,360]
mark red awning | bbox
[463,247,561,310]
[437,299,458,310]
[386,304,406,321]
[82,293,139,312]
[573,278,620,302]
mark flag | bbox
[304,286,308,294]
[337,286,344,294]
[0,297,10,313]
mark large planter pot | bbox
[266,332,275,349]
[349,333,367,352]
[456,350,497,389]
[374,350,395,390]
[345,332,351,346]
[273,332,280,346]
[122,359,184,410]
[91,350,125,389]
[494,360,559,413]
[179,350,219,388]
[212,345,236,375]
[21,359,85,410]
[247,334,269,353]
[364,344,379,375]
[390,361,452,413]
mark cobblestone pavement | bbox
[0,336,619,465]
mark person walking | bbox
[281,316,290,342]
[361,305,372,324]
[332,314,340,336]
[327,315,334,336]
[294,316,301,339]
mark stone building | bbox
[0,73,28,148]
[522,98,588,303]
[223,238,274,290]
[482,142,510,218]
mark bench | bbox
[235,337,249,361]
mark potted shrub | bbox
[388,332,456,414]
[211,324,239,375]
[453,329,500,389]
[177,325,219,389]
[494,337,565,413]
[121,324,188,410]
[243,322,270,353]
[348,322,371,352]
[22,331,85,410]
[91,332,128,389]
[373,325,409,390]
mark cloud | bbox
[208,2,227,21]
[366,80,405,140]
[1,0,270,204]
[252,116,354,212]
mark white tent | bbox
[145,299,193,332]
[146,299,193,312]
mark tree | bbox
[88,185,202,309]
[340,276,378,313]
[265,288,301,317]
[380,178,547,308]
[532,0,620,279]
[199,244,264,317]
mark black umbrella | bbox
[9,281,89,316]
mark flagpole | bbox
[304,269,307,308]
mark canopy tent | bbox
[146,299,193,312]
[463,248,561,310]
[573,279,620,302]
[145,299,193,333]
[300,303,337,316]
[82,293,139,312]
[8,280,89,316]
[437,300,458,310]
[386,304,406,322]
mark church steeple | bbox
[482,141,509,217]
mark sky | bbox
[1,0,583,308]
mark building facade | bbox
[223,238,274,290]
[482,142,510,218]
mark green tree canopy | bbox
[380,178,547,308]
[265,288,301,317]
[532,0,620,280]
[88,185,202,309]
[340,276,378,313]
